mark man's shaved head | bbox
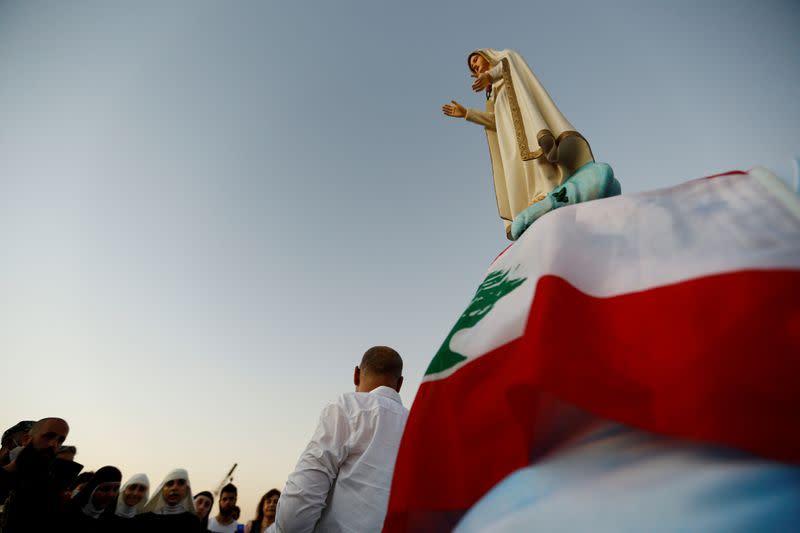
[359,346,403,378]
[355,346,404,393]
[30,418,68,435]
[28,417,69,458]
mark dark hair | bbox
[251,489,281,527]
[1,420,34,447]
[359,346,403,378]
[220,483,237,496]
[69,471,95,492]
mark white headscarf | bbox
[142,468,195,515]
[115,472,150,518]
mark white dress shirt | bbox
[275,386,409,533]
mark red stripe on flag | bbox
[702,170,748,180]
[384,269,800,532]
[492,243,514,263]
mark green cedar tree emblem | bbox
[425,269,526,376]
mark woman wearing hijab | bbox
[114,472,149,531]
[443,48,618,239]
[64,465,122,532]
[193,490,215,532]
[135,468,201,532]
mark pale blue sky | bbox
[1,0,798,520]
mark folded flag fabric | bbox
[383,168,800,532]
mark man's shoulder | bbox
[333,387,406,415]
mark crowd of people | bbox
[0,346,408,532]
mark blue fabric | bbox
[455,422,800,533]
[511,162,621,240]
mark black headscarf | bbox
[194,490,215,530]
[69,465,122,518]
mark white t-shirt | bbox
[208,516,240,533]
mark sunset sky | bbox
[1,0,798,521]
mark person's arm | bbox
[274,403,351,533]
[464,108,496,129]
[443,100,495,130]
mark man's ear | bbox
[354,365,361,390]
[21,434,31,446]
[395,375,404,393]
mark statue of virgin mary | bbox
[444,49,605,239]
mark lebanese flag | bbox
[384,168,800,532]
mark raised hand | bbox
[442,100,466,118]
[471,72,491,92]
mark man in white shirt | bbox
[275,346,409,533]
[208,483,239,533]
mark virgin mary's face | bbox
[469,53,490,75]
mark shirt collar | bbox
[370,386,402,405]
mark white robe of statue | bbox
[464,49,594,237]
